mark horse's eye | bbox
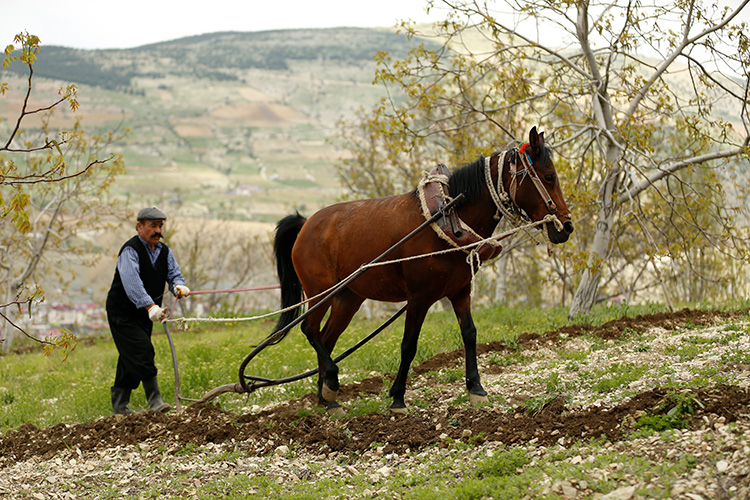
[544,174,555,183]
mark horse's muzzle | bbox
[547,218,574,244]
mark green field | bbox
[0,301,716,432]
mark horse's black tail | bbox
[269,212,307,344]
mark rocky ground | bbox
[1,308,750,499]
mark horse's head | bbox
[506,127,574,244]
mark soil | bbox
[2,308,748,465]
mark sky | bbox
[0,0,446,50]
[1,1,747,55]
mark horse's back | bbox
[295,193,422,259]
[292,193,425,296]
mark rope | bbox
[189,285,280,295]
[484,154,528,228]
[417,169,489,253]
[166,214,557,326]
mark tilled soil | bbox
[6,383,747,464]
[2,308,750,499]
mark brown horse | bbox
[270,127,573,412]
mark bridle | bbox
[514,143,557,214]
[484,144,561,227]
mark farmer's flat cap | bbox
[137,207,167,221]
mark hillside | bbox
[1,28,430,222]
[0,28,434,306]
[18,29,421,88]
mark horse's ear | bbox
[528,126,539,151]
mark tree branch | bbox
[0,301,56,347]
[617,142,750,205]
[627,0,750,116]
[2,157,114,186]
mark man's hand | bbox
[174,285,190,299]
[148,305,168,322]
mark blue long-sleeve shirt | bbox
[116,236,186,309]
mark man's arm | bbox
[117,247,157,309]
[166,249,188,297]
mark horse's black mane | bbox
[448,145,552,204]
[448,156,488,204]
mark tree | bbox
[1,33,125,353]
[166,220,275,318]
[337,0,750,315]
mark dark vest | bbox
[106,236,170,322]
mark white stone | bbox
[377,466,392,477]
[601,485,636,500]
[561,482,578,498]
[274,445,289,455]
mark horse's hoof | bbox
[321,383,338,402]
[470,393,489,405]
[389,406,408,414]
[327,405,346,417]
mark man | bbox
[106,207,190,415]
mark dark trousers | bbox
[107,312,158,390]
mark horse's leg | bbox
[450,289,488,403]
[389,301,430,412]
[298,301,332,404]
[303,291,363,411]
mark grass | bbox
[633,391,705,432]
[2,301,747,432]
[588,362,651,393]
[4,299,750,499]
[67,431,721,499]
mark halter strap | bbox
[517,144,557,213]
[484,147,562,230]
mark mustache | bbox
[153,233,163,239]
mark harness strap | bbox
[508,152,520,202]
[484,153,529,228]
[417,168,502,261]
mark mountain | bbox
[12,29,423,90]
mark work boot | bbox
[111,386,134,416]
[143,377,171,413]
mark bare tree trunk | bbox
[1,287,15,351]
[493,253,508,304]
[567,1,622,318]
[569,154,620,318]
[568,209,613,317]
